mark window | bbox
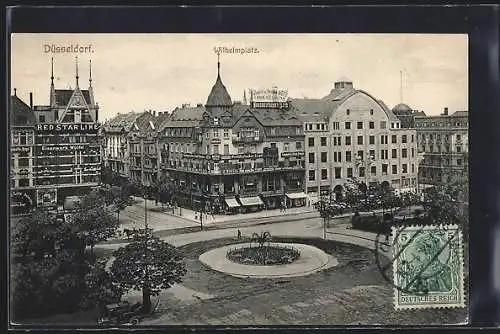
[335,167,341,179]
[271,142,277,148]
[369,121,375,129]
[392,149,397,159]
[457,134,461,140]
[359,167,365,177]
[411,134,414,142]
[238,144,244,154]
[391,135,397,144]
[369,135,375,145]
[316,124,321,130]
[39,115,45,123]
[347,167,353,178]
[224,144,229,155]
[333,136,341,146]
[381,135,388,144]
[456,146,462,153]
[18,158,29,167]
[308,137,315,147]
[371,165,376,175]
[457,159,462,166]
[345,122,351,130]
[321,152,327,163]
[357,136,363,145]
[380,121,386,129]
[402,135,407,143]
[369,150,375,159]
[284,142,289,152]
[392,165,397,174]
[412,164,415,173]
[223,130,229,138]
[345,151,352,162]
[206,132,210,138]
[213,129,219,137]
[309,152,315,164]
[382,164,388,175]
[19,179,30,187]
[358,150,364,160]
[333,151,342,162]
[402,164,408,173]
[411,148,415,157]
[296,141,302,150]
[332,122,339,130]
[346,109,350,115]
[213,144,219,154]
[321,137,327,146]
[309,170,315,181]
[345,136,351,145]
[321,169,328,180]
[402,148,408,158]
[357,121,363,129]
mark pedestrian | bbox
[237,229,242,240]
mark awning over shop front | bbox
[286,192,308,200]
[225,197,240,208]
[239,196,264,206]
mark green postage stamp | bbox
[391,224,465,310]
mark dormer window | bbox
[214,117,219,125]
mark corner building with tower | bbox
[10,58,102,215]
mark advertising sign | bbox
[36,123,100,133]
[250,88,288,102]
[36,188,57,208]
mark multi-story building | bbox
[103,110,169,185]
[158,61,306,213]
[10,58,102,214]
[415,107,469,186]
[10,91,37,215]
[291,78,420,201]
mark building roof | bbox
[206,73,232,107]
[104,111,146,132]
[336,76,352,83]
[289,98,335,122]
[54,89,92,106]
[171,106,205,121]
[451,110,468,118]
[11,95,37,127]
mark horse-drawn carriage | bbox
[97,299,160,326]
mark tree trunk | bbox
[142,286,152,314]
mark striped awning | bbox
[225,197,240,208]
[239,196,264,206]
[286,192,307,199]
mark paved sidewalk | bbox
[136,197,317,226]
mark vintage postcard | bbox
[10,33,468,326]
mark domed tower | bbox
[205,58,232,117]
[392,103,413,116]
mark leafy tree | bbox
[422,179,468,228]
[79,259,123,311]
[250,231,272,248]
[111,228,186,313]
[72,190,120,257]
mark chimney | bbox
[443,107,449,116]
[29,92,33,108]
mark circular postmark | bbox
[375,223,460,296]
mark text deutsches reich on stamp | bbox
[391,224,465,310]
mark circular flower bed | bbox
[226,245,301,266]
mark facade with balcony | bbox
[157,62,306,213]
[414,108,469,186]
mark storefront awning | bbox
[286,192,308,199]
[225,197,240,208]
[239,196,264,206]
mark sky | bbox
[11,34,468,121]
